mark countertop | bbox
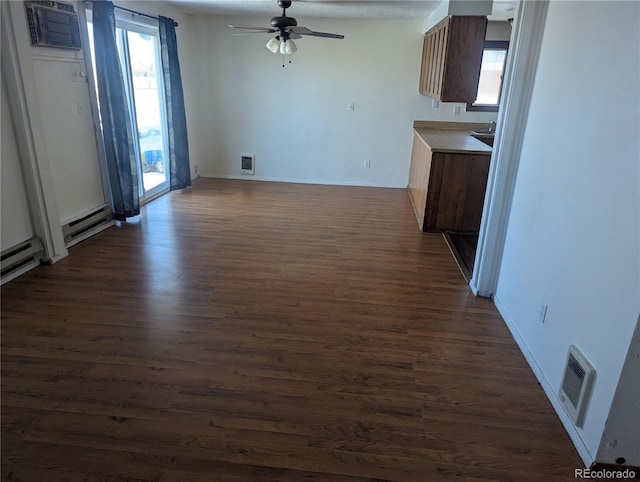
[413,121,493,155]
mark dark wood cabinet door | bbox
[419,16,487,104]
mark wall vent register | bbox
[559,345,596,428]
[241,155,255,175]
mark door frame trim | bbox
[470,0,550,297]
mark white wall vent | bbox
[241,154,255,175]
[559,345,596,428]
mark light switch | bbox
[347,102,355,111]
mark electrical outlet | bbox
[538,303,548,323]
[364,160,370,168]
[453,105,461,115]
[194,165,199,175]
[431,99,439,109]
[347,101,355,111]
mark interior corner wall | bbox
[1,69,35,251]
[186,15,498,188]
[494,0,640,464]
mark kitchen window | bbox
[467,41,509,112]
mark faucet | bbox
[489,121,496,133]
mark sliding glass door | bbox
[88,16,170,203]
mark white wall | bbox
[1,70,35,250]
[30,52,106,223]
[494,0,640,463]
[186,15,497,188]
[4,1,107,226]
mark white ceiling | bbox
[165,0,517,20]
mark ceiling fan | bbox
[229,0,345,55]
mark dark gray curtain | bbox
[158,16,191,191]
[92,0,140,220]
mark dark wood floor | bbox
[1,178,583,481]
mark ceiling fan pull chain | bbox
[281,54,292,68]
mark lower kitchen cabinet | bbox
[408,133,490,233]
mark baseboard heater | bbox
[1,237,44,283]
[62,205,114,246]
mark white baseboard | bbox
[493,294,595,467]
[203,174,406,189]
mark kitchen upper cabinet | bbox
[419,16,487,103]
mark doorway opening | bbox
[87,14,170,204]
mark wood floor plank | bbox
[1,178,584,481]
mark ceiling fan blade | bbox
[288,26,312,34]
[302,31,345,39]
[229,25,276,33]
[289,26,344,39]
[233,32,273,36]
[289,33,302,39]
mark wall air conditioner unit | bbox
[559,345,596,428]
[25,1,82,50]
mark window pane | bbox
[475,49,507,105]
[126,31,168,193]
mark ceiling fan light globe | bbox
[279,39,287,54]
[284,39,297,54]
[266,37,279,53]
